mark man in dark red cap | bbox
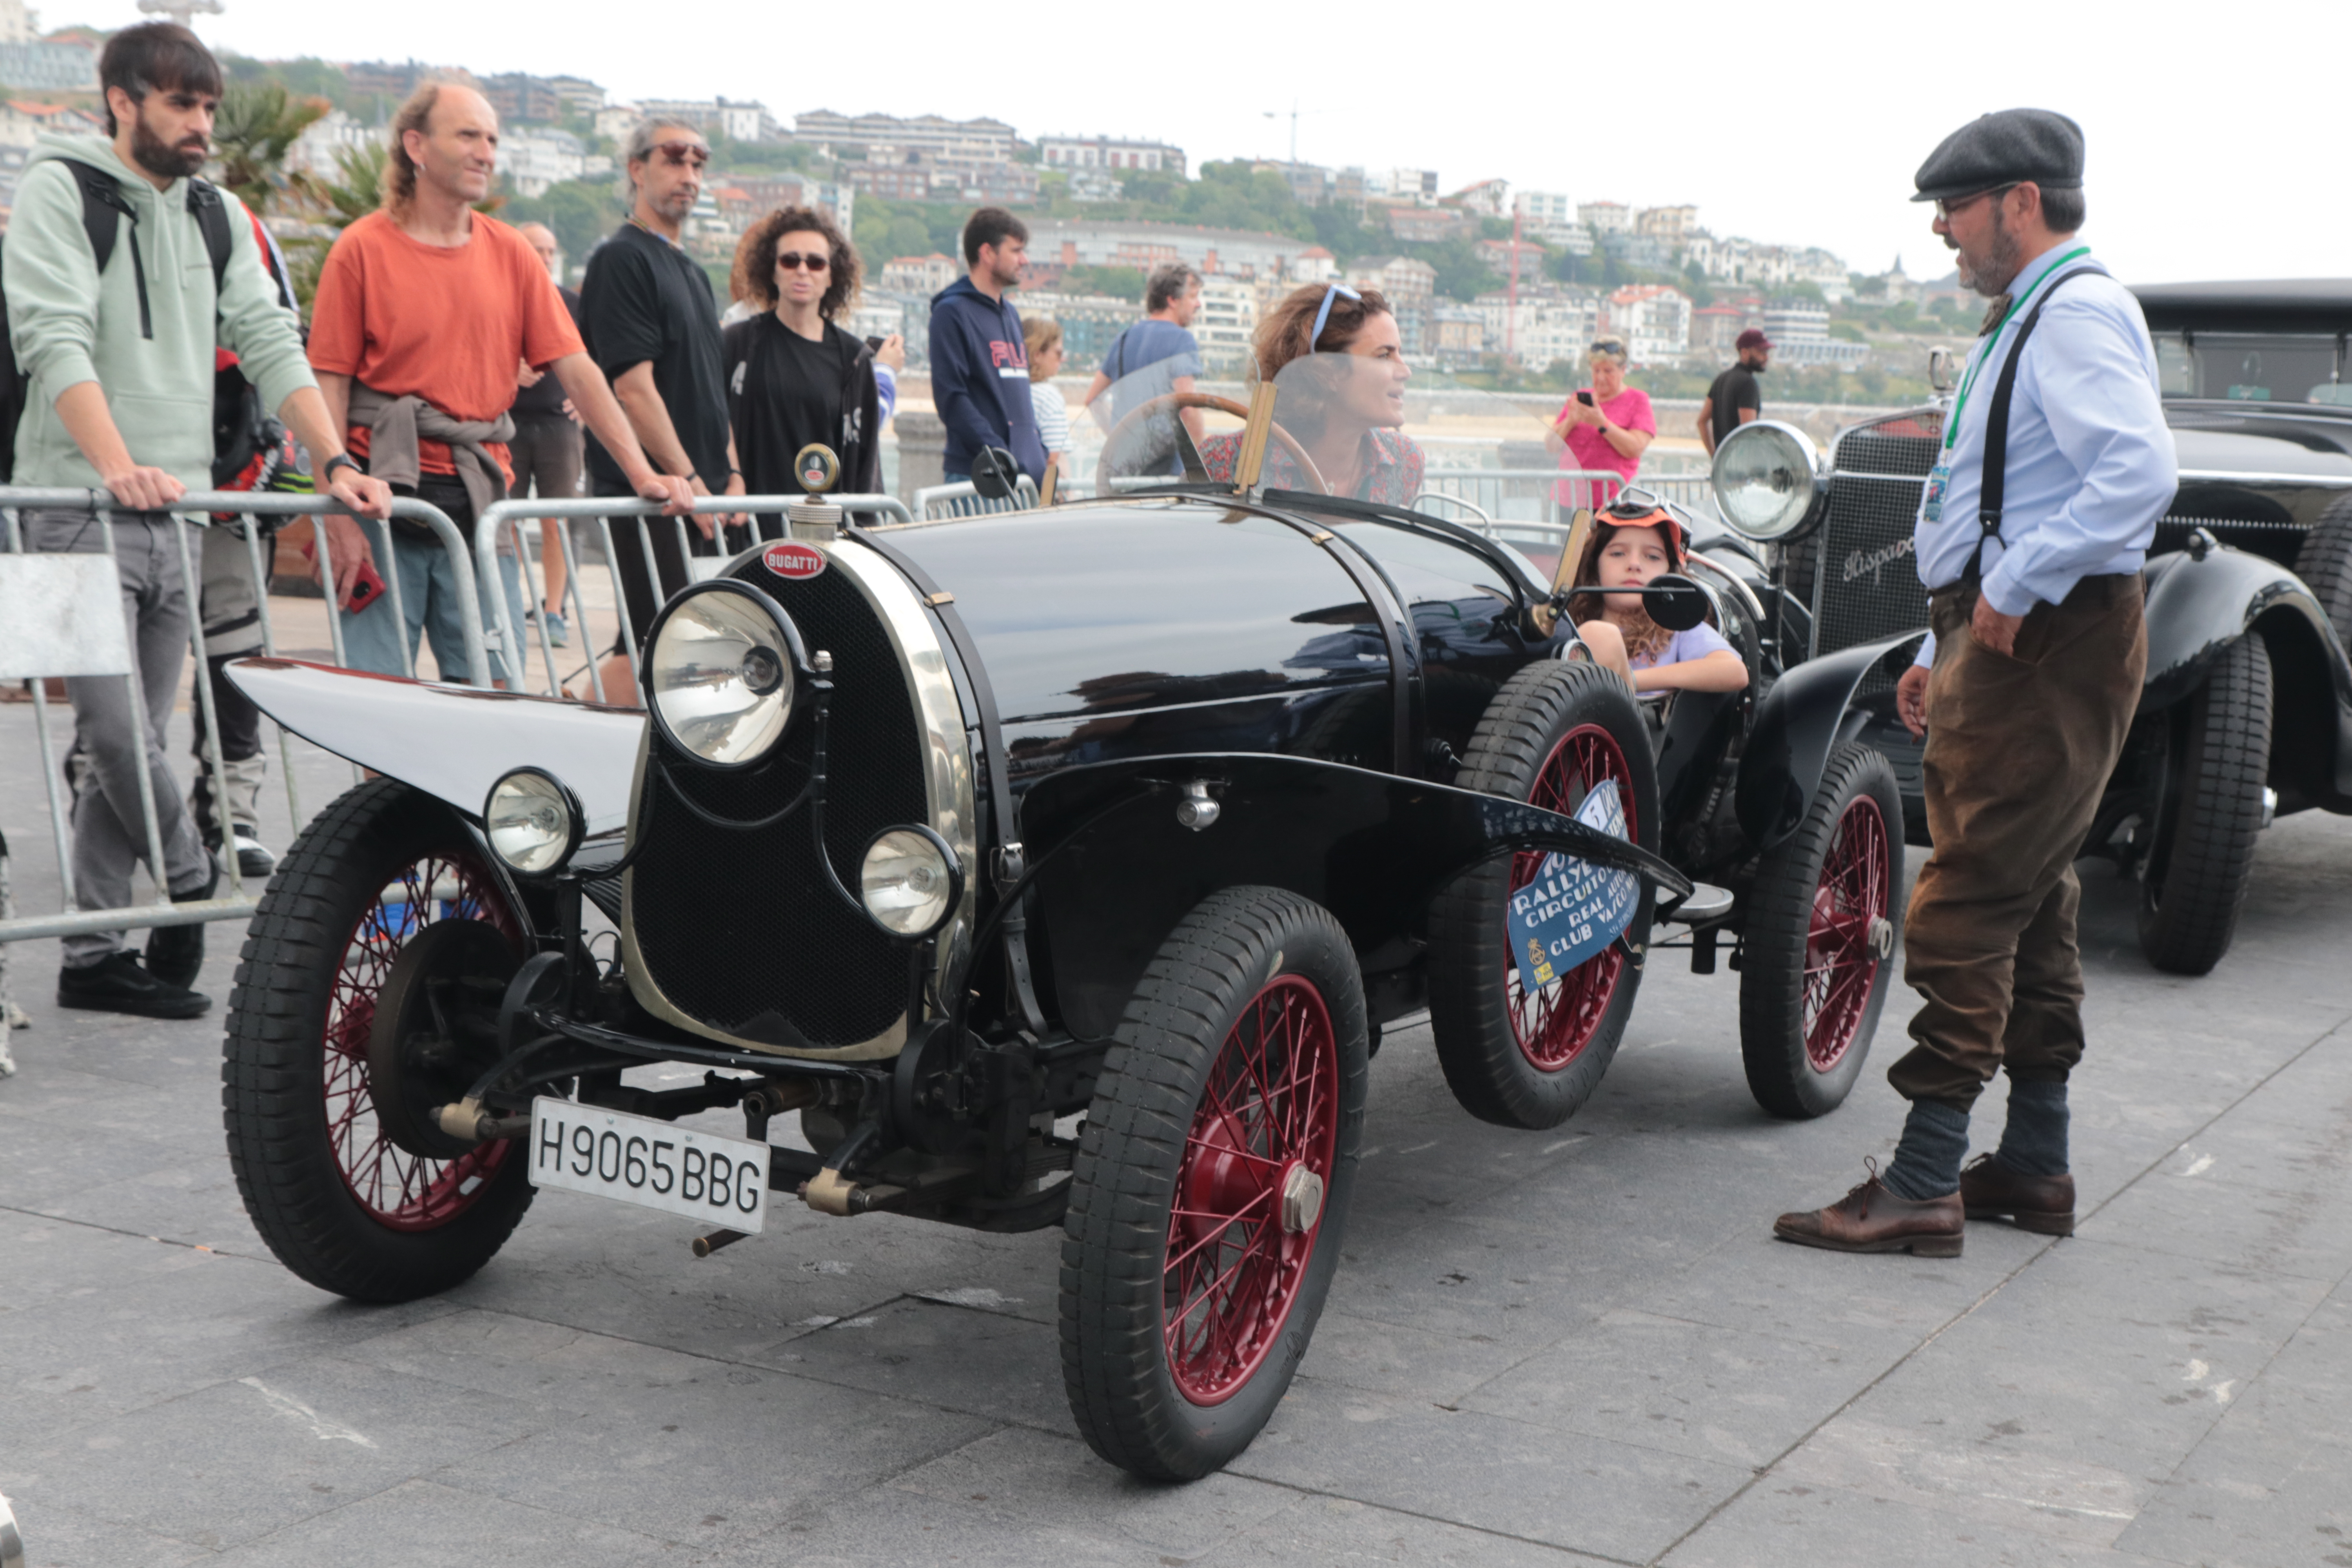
[1697,328,1770,456]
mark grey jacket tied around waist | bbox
[347,381,514,519]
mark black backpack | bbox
[0,159,234,481]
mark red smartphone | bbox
[300,536,388,612]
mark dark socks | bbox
[1882,1099,1971,1200]
[1994,1078,2070,1177]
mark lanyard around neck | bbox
[1944,245,2092,451]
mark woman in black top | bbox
[723,205,882,539]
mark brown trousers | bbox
[1887,573,2147,1111]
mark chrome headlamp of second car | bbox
[858,825,963,940]
[642,579,811,768]
[1710,420,1824,542]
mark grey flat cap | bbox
[1911,108,2084,203]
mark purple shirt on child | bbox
[1630,620,1736,671]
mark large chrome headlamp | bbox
[1711,421,1824,542]
[858,825,963,940]
[484,766,583,878]
[643,579,808,768]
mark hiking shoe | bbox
[227,824,276,881]
[58,952,210,1019]
[145,868,218,990]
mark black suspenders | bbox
[1966,266,2100,584]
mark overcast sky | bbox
[109,0,2347,286]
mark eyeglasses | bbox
[775,250,829,272]
[1933,184,2013,221]
[1309,282,1362,349]
[649,141,709,169]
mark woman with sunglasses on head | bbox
[1197,282,1423,502]
[1547,336,1655,507]
[722,205,882,541]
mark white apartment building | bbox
[1039,135,1186,178]
[880,253,961,296]
[505,127,586,197]
[1515,190,1573,226]
[1194,276,1258,374]
[1474,289,1600,372]
[1760,300,1869,367]
[1634,205,1698,241]
[1603,285,1694,367]
[1579,200,1631,236]
[1449,177,1510,218]
[1372,168,1439,203]
[287,109,382,176]
[793,110,1015,163]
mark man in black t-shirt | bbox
[1698,328,1771,456]
[579,116,743,682]
[511,221,585,648]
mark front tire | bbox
[1739,742,1902,1119]
[1060,887,1367,1481]
[1428,661,1659,1129]
[2293,494,2352,652]
[222,777,536,1303]
[2138,633,2271,975]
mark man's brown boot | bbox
[1773,1163,1964,1256]
[1960,1153,2075,1235]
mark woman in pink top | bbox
[1546,334,1655,505]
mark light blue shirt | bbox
[1913,242,2175,663]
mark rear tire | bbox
[2138,634,2270,975]
[1060,887,1367,1481]
[2292,495,2352,653]
[1739,743,1902,1119]
[222,777,536,1303]
[1428,660,1659,1129]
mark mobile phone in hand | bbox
[344,558,387,612]
[864,335,886,351]
[1577,390,1595,407]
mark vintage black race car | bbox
[217,376,1916,1481]
[1710,279,2352,976]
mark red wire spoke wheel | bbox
[1740,742,1904,1119]
[323,850,519,1231]
[1161,975,1339,1406]
[1802,795,1890,1074]
[225,778,539,1302]
[1062,887,1368,1481]
[1504,723,1639,1073]
[1429,661,1659,1129]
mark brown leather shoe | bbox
[1774,1163,1964,1256]
[1960,1153,2075,1235]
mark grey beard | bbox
[1957,212,2027,299]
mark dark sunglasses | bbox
[775,250,829,272]
[649,141,708,169]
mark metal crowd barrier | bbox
[911,475,1041,523]
[1418,466,1719,526]
[468,492,912,703]
[0,488,479,948]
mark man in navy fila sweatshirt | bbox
[927,207,1047,483]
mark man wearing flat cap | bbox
[1776,108,2176,1256]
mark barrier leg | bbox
[171,515,242,898]
[515,516,560,696]
[242,515,303,831]
[312,518,366,787]
[4,508,80,912]
[96,511,174,911]
[557,519,605,703]
[603,516,643,690]
[376,523,418,680]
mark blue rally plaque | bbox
[1508,779,1639,996]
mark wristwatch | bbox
[321,452,358,483]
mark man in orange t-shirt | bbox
[309,81,689,683]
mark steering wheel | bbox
[1100,391,1330,497]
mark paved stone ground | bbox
[2,700,2348,1566]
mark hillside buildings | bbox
[1038,135,1185,178]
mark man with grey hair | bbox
[1082,260,1206,473]
[581,115,742,694]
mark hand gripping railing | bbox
[469,492,912,702]
[0,488,476,947]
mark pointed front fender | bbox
[225,659,644,835]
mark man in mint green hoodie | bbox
[7,22,391,1018]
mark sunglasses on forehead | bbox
[648,141,708,169]
[1309,282,1362,348]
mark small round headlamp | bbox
[644,580,807,768]
[484,767,582,878]
[1711,421,1823,541]
[858,825,963,940]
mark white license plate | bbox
[528,1097,769,1234]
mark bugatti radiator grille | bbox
[626,556,928,1049]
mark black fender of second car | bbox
[1734,632,1927,852]
[2140,543,2352,811]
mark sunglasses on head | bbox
[775,250,829,272]
[650,141,708,169]
[1590,339,1627,359]
[1309,282,1362,349]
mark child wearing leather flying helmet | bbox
[1564,494,1749,694]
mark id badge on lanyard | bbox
[1922,461,1952,525]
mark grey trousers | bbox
[25,510,213,966]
